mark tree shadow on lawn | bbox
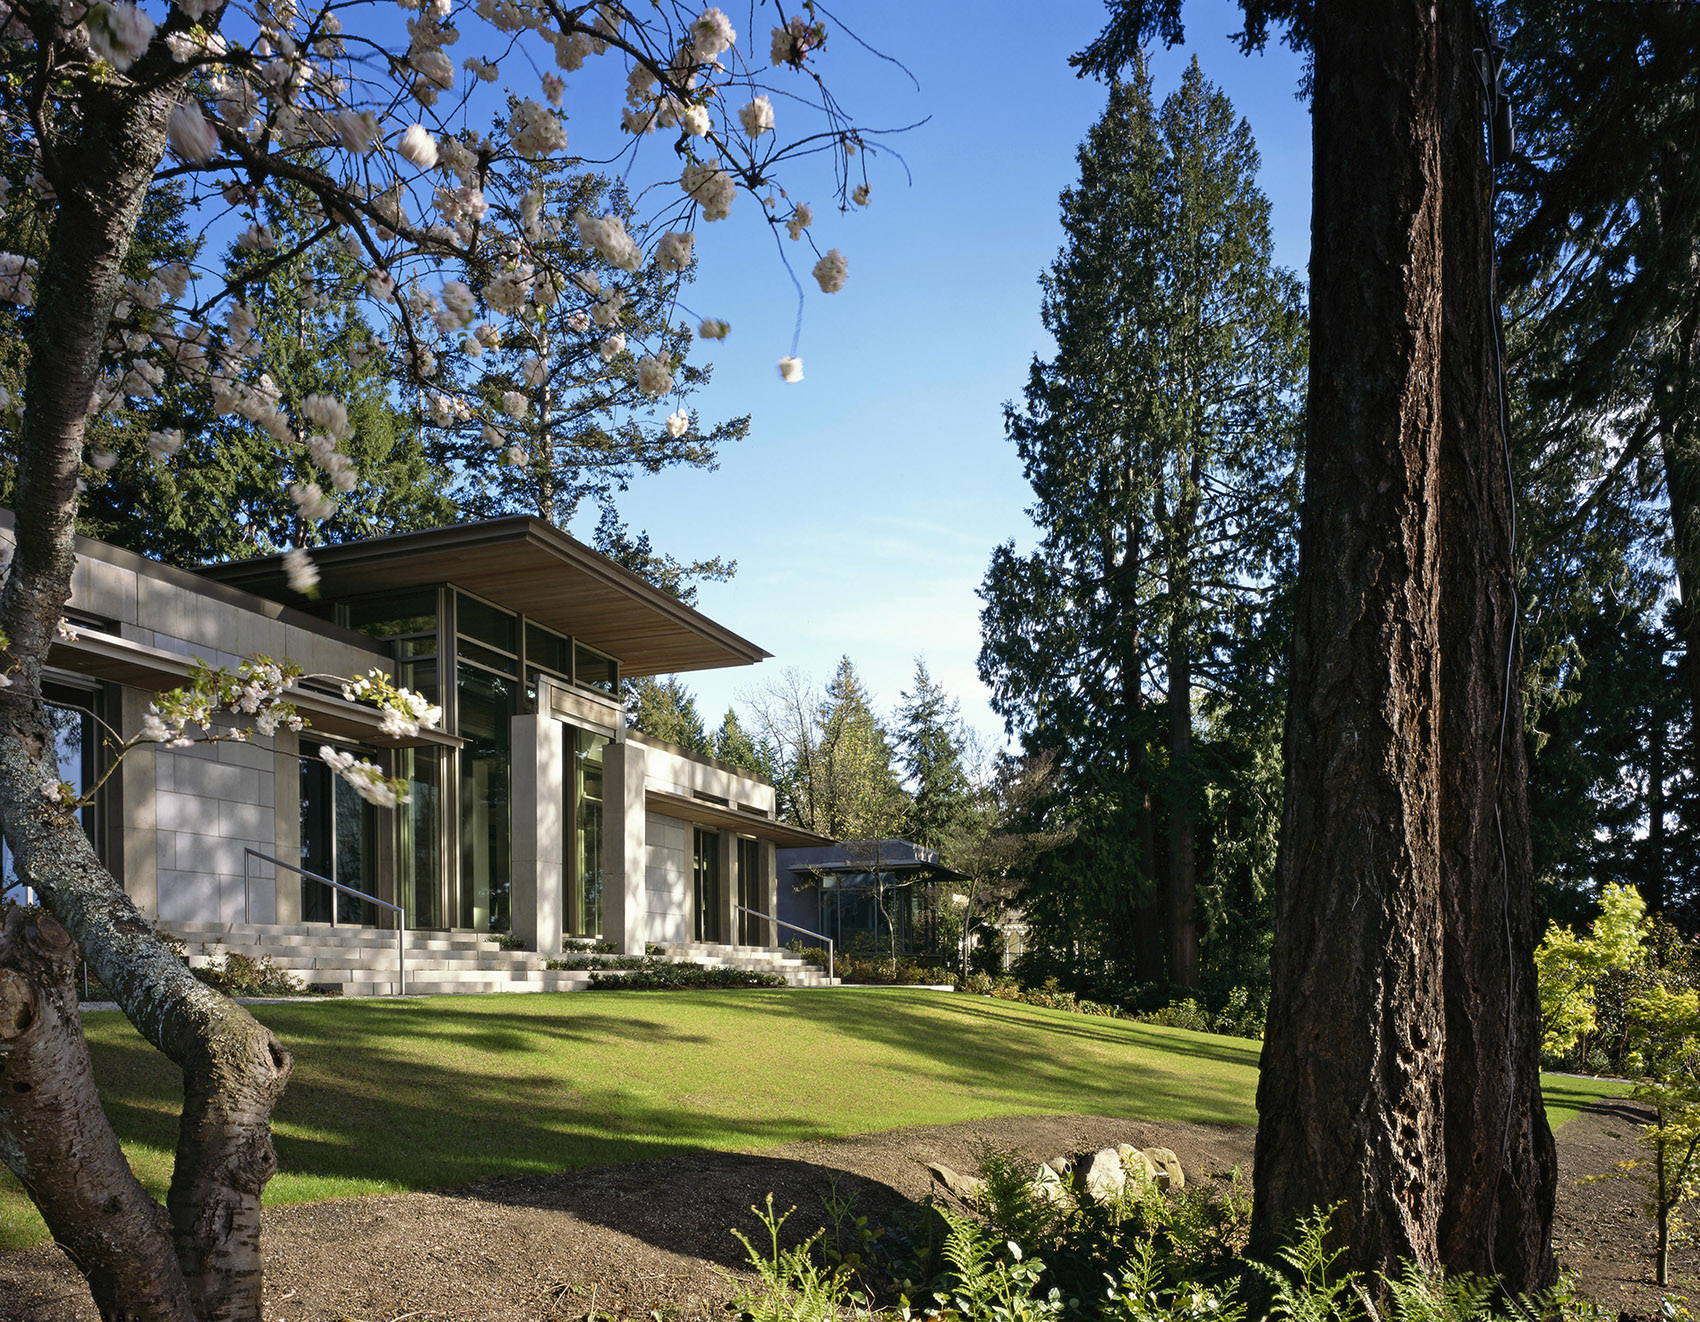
[436,1147,923,1276]
[75,1004,841,1209]
[43,992,1255,1249]
[766,991,1265,1085]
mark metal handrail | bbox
[734,904,834,984]
[244,848,408,996]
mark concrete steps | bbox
[653,941,840,988]
[160,921,840,995]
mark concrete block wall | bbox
[643,812,692,945]
[631,738,777,818]
[14,522,394,926]
[154,731,279,924]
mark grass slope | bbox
[0,989,1630,1249]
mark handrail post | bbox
[243,850,252,926]
[243,848,409,997]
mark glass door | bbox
[300,754,378,926]
[693,829,721,943]
[737,838,762,945]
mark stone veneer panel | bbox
[643,812,691,945]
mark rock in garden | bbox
[1144,1146,1185,1191]
[1115,1143,1159,1195]
[925,1162,984,1205]
[1032,1162,1071,1204]
[1074,1147,1126,1202]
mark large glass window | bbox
[457,662,516,932]
[299,751,379,926]
[693,829,721,943]
[397,746,443,929]
[329,589,439,644]
[456,592,518,654]
[567,729,607,936]
[2,684,100,905]
[737,838,763,945]
[573,644,618,693]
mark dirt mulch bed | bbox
[0,1103,1683,1322]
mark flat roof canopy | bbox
[644,790,836,849]
[49,628,461,749]
[199,517,770,678]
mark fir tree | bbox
[978,60,1304,988]
[894,657,971,853]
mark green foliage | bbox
[978,59,1303,994]
[191,953,308,998]
[587,963,786,990]
[1251,1207,1360,1322]
[895,657,973,852]
[626,674,710,752]
[724,1195,863,1322]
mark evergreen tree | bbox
[626,674,709,753]
[978,60,1304,988]
[424,155,749,531]
[712,707,775,781]
[787,657,908,842]
[0,178,456,563]
[894,657,971,852]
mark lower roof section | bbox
[643,789,835,849]
[199,516,771,678]
[50,627,462,749]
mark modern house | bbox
[777,839,967,961]
[0,511,832,989]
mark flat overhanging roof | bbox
[198,517,770,678]
[49,628,462,749]
[644,790,835,848]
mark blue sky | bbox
[568,0,1313,747]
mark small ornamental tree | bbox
[1622,984,1700,1287]
[0,1,883,1317]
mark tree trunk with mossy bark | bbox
[0,63,294,1322]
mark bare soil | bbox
[0,1103,1683,1322]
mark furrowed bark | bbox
[0,66,293,1322]
[0,906,192,1322]
[1251,0,1448,1279]
[1434,3,1556,1288]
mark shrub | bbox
[589,964,786,990]
[192,952,306,997]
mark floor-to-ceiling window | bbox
[2,681,101,905]
[737,837,762,944]
[693,828,721,943]
[455,592,518,933]
[568,728,606,937]
[299,749,379,925]
[397,747,444,929]
[328,589,445,928]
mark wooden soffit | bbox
[644,790,835,848]
[198,517,770,678]
[48,628,461,750]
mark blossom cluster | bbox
[138,657,307,750]
[0,0,887,810]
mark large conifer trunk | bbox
[1252,0,1555,1286]
[1434,4,1556,1289]
[1251,0,1450,1274]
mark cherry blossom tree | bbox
[0,1,881,1316]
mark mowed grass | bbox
[0,989,1632,1249]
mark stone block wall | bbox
[154,733,280,924]
[643,812,691,945]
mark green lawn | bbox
[0,989,1633,1249]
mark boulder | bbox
[1032,1161,1071,1204]
[1074,1147,1126,1203]
[1144,1146,1185,1192]
[926,1161,985,1205]
[1116,1143,1160,1195]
